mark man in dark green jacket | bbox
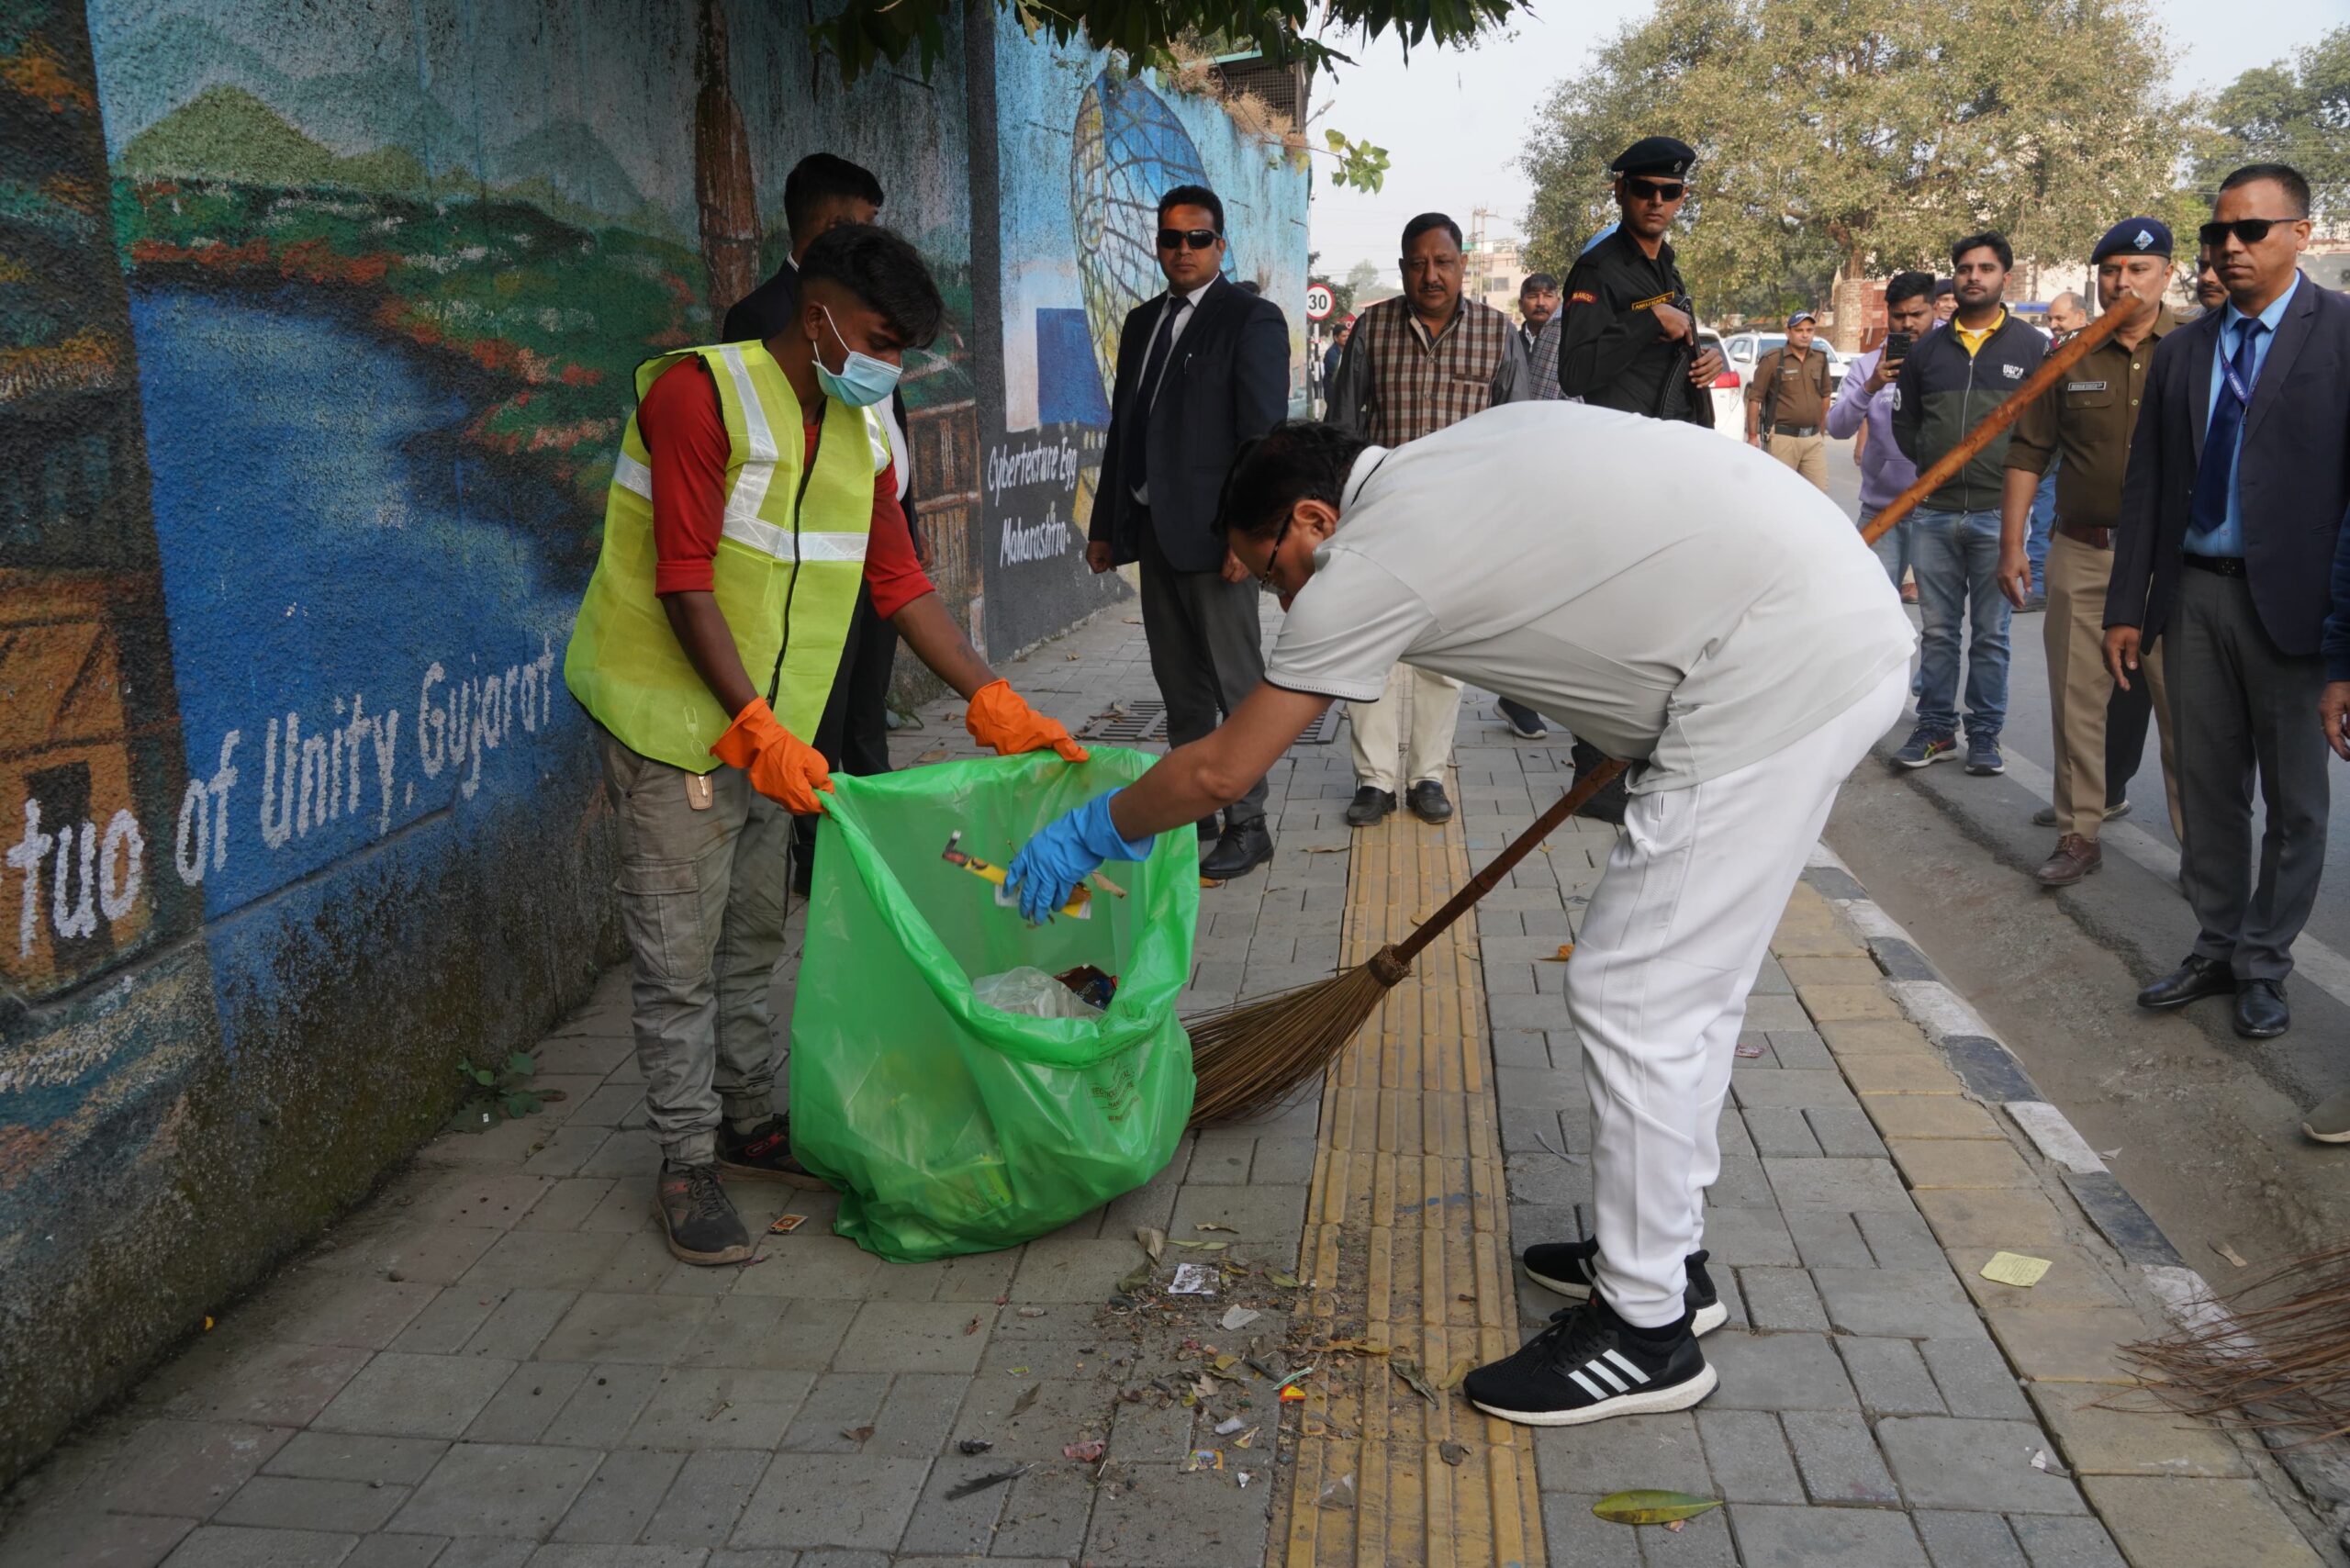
[1889,231,2047,777]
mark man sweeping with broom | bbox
[1007,401,1914,1425]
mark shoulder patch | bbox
[1569,290,1597,306]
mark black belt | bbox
[1772,423,1819,438]
[2182,554,2247,577]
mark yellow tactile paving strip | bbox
[1281,804,1546,1568]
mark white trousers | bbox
[1348,663,1465,792]
[1571,664,1908,1327]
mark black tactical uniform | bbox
[1550,136,1712,429]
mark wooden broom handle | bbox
[1859,294,2145,547]
[1392,297,2152,968]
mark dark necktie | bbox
[1125,297,1188,493]
[2189,318,2266,543]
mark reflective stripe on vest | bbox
[564,341,887,773]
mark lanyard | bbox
[2219,319,2264,409]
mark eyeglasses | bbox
[1255,511,1294,591]
[1625,178,1685,202]
[2199,217,2299,248]
[1158,228,1221,252]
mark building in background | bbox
[1466,207,1532,320]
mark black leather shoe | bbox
[1196,814,1221,842]
[1201,820,1273,881]
[2235,979,2289,1038]
[1406,780,1454,823]
[1345,787,1396,828]
[2137,955,2237,1011]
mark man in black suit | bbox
[1087,185,1291,880]
[2105,163,2350,1041]
[724,154,916,892]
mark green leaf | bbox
[1592,1490,1722,1527]
[506,1052,535,1077]
[468,1067,498,1087]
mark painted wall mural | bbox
[0,0,982,1483]
[984,16,1310,658]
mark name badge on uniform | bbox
[2066,380,2108,392]
[1629,291,1674,312]
[2001,363,2025,380]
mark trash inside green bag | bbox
[789,747,1197,1260]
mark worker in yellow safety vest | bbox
[565,224,1086,1265]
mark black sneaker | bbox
[655,1160,751,1266]
[1406,780,1454,823]
[1344,786,1396,828]
[718,1115,831,1190]
[1463,1296,1715,1428]
[1521,1239,1728,1336]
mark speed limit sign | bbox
[1304,284,1334,321]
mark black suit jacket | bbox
[2106,272,2350,656]
[722,261,920,523]
[1091,275,1290,574]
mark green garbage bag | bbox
[788,746,1197,1260]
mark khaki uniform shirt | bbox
[2006,306,2177,534]
[1747,346,1833,431]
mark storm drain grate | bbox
[1076,700,1340,745]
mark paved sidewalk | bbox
[1,599,2334,1567]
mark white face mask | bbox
[811,305,901,407]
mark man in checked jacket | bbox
[1323,210,1530,831]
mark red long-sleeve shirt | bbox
[638,357,933,615]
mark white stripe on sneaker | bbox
[1602,1349,1651,1384]
[1587,1361,1629,1394]
[1568,1370,1607,1402]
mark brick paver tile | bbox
[641,1449,766,1547]
[831,1301,990,1374]
[313,1351,514,1439]
[342,1537,452,1568]
[520,1548,710,1567]
[1782,1208,1875,1271]
[1953,1244,2132,1313]
[2076,1476,2324,1566]
[1695,1408,1805,1503]
[145,1338,373,1428]
[262,1431,449,1486]
[2023,1383,2249,1479]
[625,1369,813,1450]
[2005,1513,2130,1567]
[1889,1139,2040,1191]
[1921,1338,2038,1420]
[728,1452,929,1550]
[1784,1409,1901,1504]
[1696,1205,1796,1268]
[1811,1267,1984,1340]
[538,1365,665,1448]
[1533,1411,1712,1495]
[1535,1493,1642,1566]
[1978,1307,2160,1385]
[1738,1268,1830,1331]
[214,1473,409,1533]
[1729,1503,1930,1567]
[551,1449,685,1542]
[898,1452,1019,1555]
[1007,1238,1148,1302]
[1912,1190,2076,1253]
[100,1419,296,1520]
[157,1525,359,1566]
[387,1441,602,1537]
[1702,1330,1858,1411]
[1874,1417,2089,1514]
[1082,1462,1274,1564]
[1763,1159,1913,1212]
[1913,1508,2029,1567]
[986,1463,1095,1560]
[1837,1336,1946,1416]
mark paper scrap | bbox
[2213,1240,2250,1270]
[1214,1416,1248,1436]
[1064,1439,1105,1462]
[1220,1306,1263,1332]
[767,1214,809,1234]
[1169,1262,1217,1295]
[1979,1251,2052,1288]
[1186,1448,1224,1472]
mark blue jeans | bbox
[1858,504,1910,588]
[1911,507,2010,741]
[2026,461,2059,596]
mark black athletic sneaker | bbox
[1463,1296,1716,1428]
[655,1160,751,1266]
[1521,1238,1728,1336]
[718,1115,831,1189]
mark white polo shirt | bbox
[1264,401,1916,793]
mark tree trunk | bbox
[694,0,761,324]
[1830,244,1867,353]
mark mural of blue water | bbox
[129,286,588,924]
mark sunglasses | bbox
[1626,178,1686,202]
[1158,227,1221,252]
[2199,217,2299,248]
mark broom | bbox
[1186,295,2151,1126]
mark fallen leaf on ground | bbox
[1012,1383,1043,1417]
[1438,1358,1476,1392]
[841,1425,875,1443]
[1114,1266,1153,1295]
[1391,1354,1440,1406]
[1591,1490,1720,1526]
[1267,1271,1302,1289]
[958,1439,993,1454]
[1323,1339,1390,1356]
[1137,1226,1167,1263]
[1543,944,1575,961]
[946,1466,1032,1500]
[1064,1439,1105,1462]
[915,748,949,764]
[964,1316,981,1335]
[1234,1427,1258,1448]
[1195,1222,1238,1233]
[1438,1439,1471,1467]
[2213,1240,2250,1269]
[1169,1238,1227,1251]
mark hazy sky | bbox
[1309,0,2345,281]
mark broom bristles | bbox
[2127,1241,2350,1445]
[1185,961,1398,1125]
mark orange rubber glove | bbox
[711,698,833,813]
[964,679,1089,763]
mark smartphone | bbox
[1882,330,1914,369]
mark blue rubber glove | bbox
[1006,790,1158,924]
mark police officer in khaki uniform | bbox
[1997,218,2182,888]
[1744,308,1834,490]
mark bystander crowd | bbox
[1829,272,1931,600]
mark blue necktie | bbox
[1125,297,1187,494]
[2189,319,2266,542]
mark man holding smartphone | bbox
[1828,272,1933,590]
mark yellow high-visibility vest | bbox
[565,341,890,772]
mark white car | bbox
[1718,330,1847,439]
